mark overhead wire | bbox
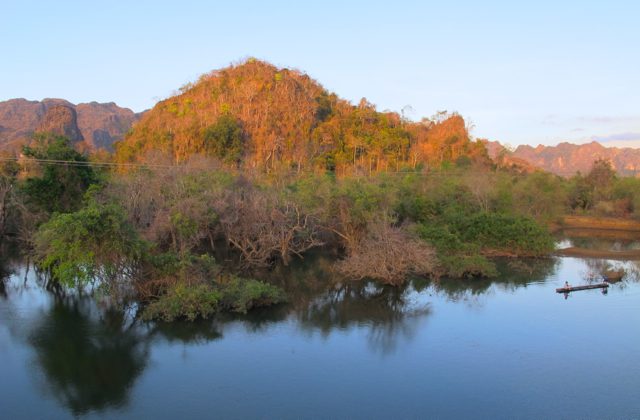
[0,156,505,177]
[0,156,176,169]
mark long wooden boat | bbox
[556,283,609,293]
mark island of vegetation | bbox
[1,59,639,321]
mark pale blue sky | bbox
[3,0,639,147]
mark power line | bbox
[0,157,510,178]
[0,157,177,169]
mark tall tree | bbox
[21,134,99,214]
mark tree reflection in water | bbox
[297,281,431,355]
[27,298,149,416]
[148,318,223,345]
[629,261,640,282]
[6,282,225,417]
[4,253,567,415]
[562,228,640,251]
[421,257,560,304]
[0,243,19,298]
[0,263,8,298]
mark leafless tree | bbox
[218,188,323,267]
[335,221,436,285]
[464,170,495,212]
[107,156,226,254]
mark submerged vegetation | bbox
[1,59,639,321]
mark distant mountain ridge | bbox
[0,98,143,151]
[484,140,640,177]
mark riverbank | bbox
[560,215,640,231]
[555,247,640,260]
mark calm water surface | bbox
[1,246,639,419]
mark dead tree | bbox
[218,189,323,268]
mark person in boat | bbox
[564,281,570,289]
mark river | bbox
[1,236,639,419]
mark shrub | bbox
[417,211,553,278]
[415,223,471,254]
[438,255,498,278]
[34,201,147,289]
[335,222,436,285]
[21,135,99,214]
[218,276,286,313]
[445,212,554,256]
[141,284,221,322]
[141,277,286,321]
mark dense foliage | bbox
[141,278,285,322]
[203,114,244,164]
[22,135,99,214]
[33,200,147,289]
[23,151,637,294]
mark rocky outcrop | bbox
[35,104,84,143]
[75,102,141,150]
[480,140,538,174]
[0,98,142,151]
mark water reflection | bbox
[2,235,640,419]
[0,266,8,298]
[561,228,640,250]
[0,243,19,298]
[148,319,223,345]
[297,282,431,355]
[27,298,149,416]
[0,250,571,415]
[425,257,560,303]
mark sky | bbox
[2,0,639,148]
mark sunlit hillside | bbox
[116,59,489,174]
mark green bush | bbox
[34,201,147,288]
[415,223,472,254]
[141,277,286,321]
[218,276,286,313]
[142,284,221,322]
[445,212,554,256]
[438,254,498,278]
[22,135,100,214]
[145,252,220,281]
[417,211,553,278]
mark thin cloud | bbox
[591,132,640,143]
[542,115,639,126]
[541,114,561,126]
[577,116,638,124]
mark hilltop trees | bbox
[115,59,489,175]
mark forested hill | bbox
[115,59,489,174]
[0,98,142,151]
